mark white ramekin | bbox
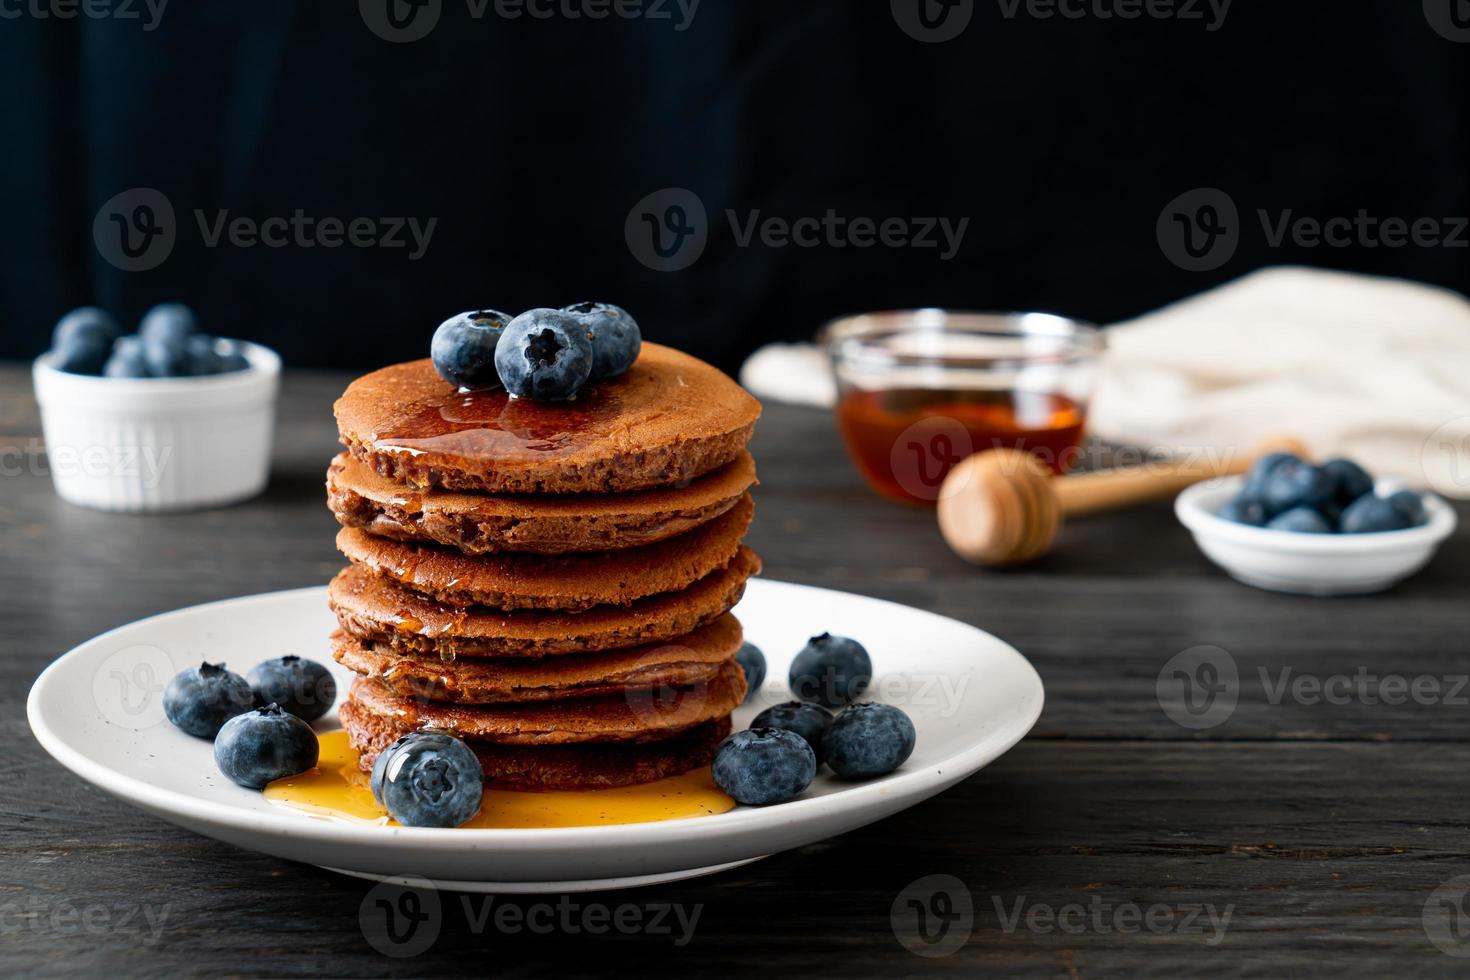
[32,342,281,512]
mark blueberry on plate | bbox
[735,641,766,703]
[789,632,872,708]
[561,302,641,381]
[50,307,122,374]
[1321,458,1374,508]
[247,655,336,722]
[495,309,594,401]
[374,732,484,827]
[1265,506,1333,534]
[1218,496,1269,527]
[163,662,255,738]
[370,734,417,805]
[1340,494,1413,534]
[103,336,152,378]
[1387,490,1427,527]
[1259,458,1332,516]
[1241,452,1298,502]
[431,309,511,390]
[711,728,816,805]
[139,303,198,346]
[213,704,319,789]
[751,701,833,764]
[823,703,916,780]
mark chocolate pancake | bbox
[340,705,731,792]
[328,547,760,658]
[335,344,762,494]
[327,451,756,555]
[332,614,742,703]
[343,659,747,745]
[336,493,752,611]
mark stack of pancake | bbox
[326,344,763,791]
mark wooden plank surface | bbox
[3,364,1468,978]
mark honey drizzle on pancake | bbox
[373,384,624,462]
[263,731,735,828]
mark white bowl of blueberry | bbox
[32,304,279,512]
[1175,452,1456,596]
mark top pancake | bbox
[335,343,762,494]
[327,451,756,554]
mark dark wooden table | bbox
[5,364,1469,978]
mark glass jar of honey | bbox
[825,310,1103,505]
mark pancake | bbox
[343,659,747,745]
[331,614,742,703]
[340,705,731,792]
[336,493,752,611]
[327,450,757,555]
[328,547,760,658]
[335,344,762,494]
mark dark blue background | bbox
[2,1,1466,372]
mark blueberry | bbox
[789,632,872,708]
[1219,496,1269,527]
[102,336,151,378]
[1265,507,1333,534]
[163,662,255,738]
[139,303,198,346]
[735,641,766,703]
[494,309,594,401]
[142,333,190,377]
[1340,494,1413,534]
[431,309,511,390]
[370,734,417,805]
[1259,458,1332,516]
[247,655,336,722]
[1387,490,1427,527]
[375,732,484,827]
[213,704,319,789]
[1321,458,1374,508]
[711,728,816,805]
[50,307,122,374]
[1241,452,1298,502]
[214,339,251,373]
[750,701,833,764]
[561,302,641,381]
[185,335,225,375]
[823,703,916,780]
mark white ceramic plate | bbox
[28,579,1042,892]
[1176,477,1456,596]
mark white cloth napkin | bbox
[737,266,1470,497]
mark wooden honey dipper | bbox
[937,437,1308,566]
